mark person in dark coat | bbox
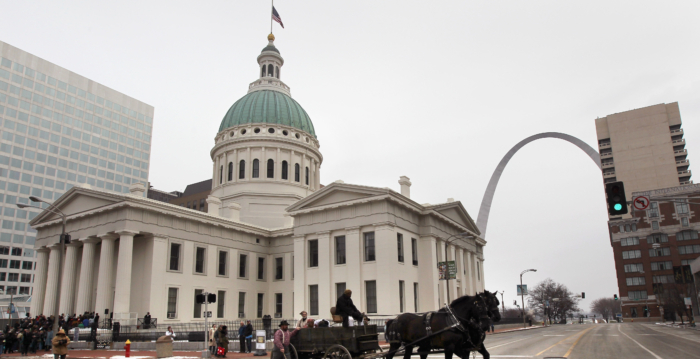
[244,321,253,353]
[144,312,151,330]
[238,322,246,353]
[20,328,31,356]
[335,289,363,328]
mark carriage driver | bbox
[273,321,299,359]
[335,289,365,328]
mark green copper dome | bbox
[219,90,316,137]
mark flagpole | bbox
[270,0,274,34]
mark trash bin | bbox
[156,336,174,358]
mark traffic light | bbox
[196,293,206,304]
[643,306,649,317]
[207,293,217,303]
[614,294,618,300]
[581,292,585,299]
[605,181,628,215]
[60,234,71,245]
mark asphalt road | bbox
[409,322,700,359]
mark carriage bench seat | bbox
[330,307,343,323]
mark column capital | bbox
[97,233,119,240]
[80,237,101,244]
[293,235,305,243]
[117,230,139,237]
[152,233,169,241]
[37,246,51,254]
[315,231,331,237]
[65,242,82,248]
[345,226,360,234]
[375,222,396,231]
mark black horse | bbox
[452,291,501,359]
[385,294,491,359]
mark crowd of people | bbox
[0,312,93,356]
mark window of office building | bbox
[622,250,642,259]
[194,289,203,318]
[648,202,659,217]
[336,282,346,302]
[335,236,346,265]
[648,247,671,257]
[647,234,668,244]
[676,200,689,214]
[275,257,283,280]
[677,230,699,241]
[239,254,248,278]
[628,291,648,300]
[169,243,181,271]
[678,245,700,255]
[366,281,377,314]
[217,291,225,318]
[397,234,404,263]
[309,285,319,316]
[218,250,228,276]
[414,283,419,312]
[195,247,206,274]
[167,288,178,318]
[238,292,246,316]
[620,237,640,246]
[399,280,405,313]
[309,240,318,267]
[626,277,645,286]
[257,293,264,318]
[257,257,265,280]
[411,238,418,266]
[275,293,283,316]
[651,261,672,271]
[364,232,375,261]
[624,263,644,273]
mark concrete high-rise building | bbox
[0,40,154,310]
[596,103,699,320]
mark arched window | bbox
[305,166,309,185]
[239,160,245,179]
[294,164,300,182]
[268,64,274,77]
[281,161,288,180]
[267,159,274,178]
[253,159,260,178]
[228,162,233,181]
[261,66,265,78]
[219,165,223,184]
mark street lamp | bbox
[18,196,69,335]
[440,232,474,303]
[520,268,537,328]
[497,291,505,318]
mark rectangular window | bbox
[620,237,640,246]
[336,283,346,302]
[9,261,20,269]
[257,293,264,318]
[167,288,178,318]
[677,231,699,241]
[411,238,418,266]
[335,236,346,265]
[309,285,319,316]
[648,202,659,217]
[10,248,21,256]
[364,232,375,261]
[648,247,671,257]
[21,261,32,270]
[366,280,377,314]
[169,243,181,271]
[218,251,228,276]
[650,261,673,271]
[397,233,404,263]
[399,280,405,313]
[239,254,247,278]
[652,221,659,230]
[275,293,283,316]
[194,289,203,318]
[653,275,674,283]
[20,274,31,283]
[414,283,419,312]
[678,245,700,255]
[217,291,226,318]
[628,290,648,300]
[623,263,644,273]
[676,200,689,214]
[238,292,246,316]
[257,257,265,280]
[647,234,668,244]
[682,217,689,227]
[275,257,283,280]
[626,277,646,286]
[622,250,642,259]
[309,240,318,267]
[8,273,18,282]
[195,247,206,274]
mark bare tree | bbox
[590,297,618,320]
[503,307,522,319]
[527,278,581,322]
[659,283,691,323]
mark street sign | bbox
[438,261,457,280]
[685,297,692,306]
[616,313,622,318]
[632,196,650,210]
[205,311,212,318]
[517,285,528,296]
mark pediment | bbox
[286,183,390,213]
[432,203,481,235]
[30,187,123,226]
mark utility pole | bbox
[520,269,537,328]
[440,232,472,303]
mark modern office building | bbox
[0,40,154,304]
[596,103,699,319]
[28,35,486,322]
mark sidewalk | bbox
[0,349,262,359]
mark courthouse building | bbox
[28,35,486,323]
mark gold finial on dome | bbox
[268,33,275,41]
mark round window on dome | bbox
[230,131,235,137]
[241,129,247,135]
[283,130,288,136]
[268,128,275,134]
[295,133,300,139]
[305,137,309,143]
[254,128,261,134]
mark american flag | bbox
[272,6,284,28]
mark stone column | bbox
[30,247,50,316]
[418,235,439,312]
[95,234,118,315]
[276,148,281,181]
[456,248,465,298]
[289,151,294,183]
[59,242,81,315]
[315,162,320,190]
[316,231,331,317]
[75,238,98,314]
[293,236,306,320]
[466,252,475,295]
[344,227,362,308]
[247,147,252,180]
[375,223,396,315]
[114,231,138,314]
[147,235,168,321]
[43,245,61,316]
[232,149,238,183]
[448,244,458,301]
[262,147,266,180]
[223,151,228,183]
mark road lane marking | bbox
[535,327,594,356]
[563,327,595,357]
[485,337,530,350]
[638,324,700,344]
[618,324,663,359]
[543,335,564,336]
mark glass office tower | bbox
[0,40,154,305]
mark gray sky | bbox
[3,0,699,313]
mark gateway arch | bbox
[476,132,601,238]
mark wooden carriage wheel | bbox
[289,343,299,359]
[323,345,352,359]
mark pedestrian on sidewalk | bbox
[238,322,246,353]
[20,329,31,356]
[209,324,217,356]
[218,325,229,357]
[44,328,53,352]
[244,320,253,353]
[51,329,70,359]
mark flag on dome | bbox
[272,6,284,28]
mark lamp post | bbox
[520,269,537,328]
[497,291,505,318]
[18,196,68,335]
[440,232,473,303]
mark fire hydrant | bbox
[125,339,131,358]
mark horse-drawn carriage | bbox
[287,291,501,359]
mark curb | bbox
[487,325,550,335]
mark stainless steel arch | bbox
[476,132,601,238]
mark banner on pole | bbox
[438,261,457,280]
[517,284,528,296]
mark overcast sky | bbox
[3,0,699,314]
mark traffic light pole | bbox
[204,293,209,357]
